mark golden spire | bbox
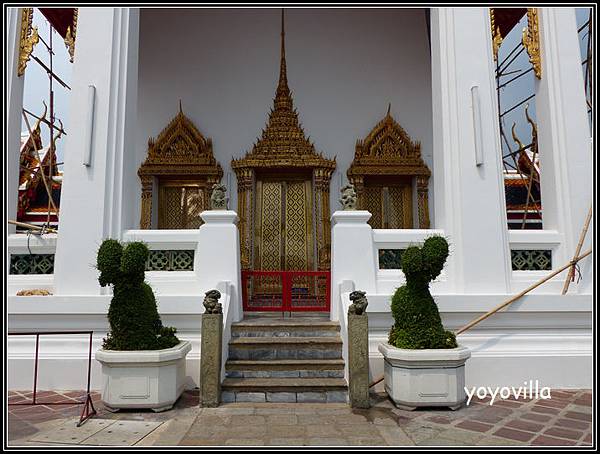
[275,9,291,110]
[232,8,334,169]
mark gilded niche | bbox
[348,106,431,229]
[138,104,223,229]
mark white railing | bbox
[508,229,564,293]
[122,229,200,250]
[7,233,58,294]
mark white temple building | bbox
[6,7,592,393]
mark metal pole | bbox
[33,334,40,405]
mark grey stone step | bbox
[231,321,340,338]
[221,378,348,403]
[225,359,345,378]
[228,336,343,360]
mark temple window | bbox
[347,106,430,230]
[137,105,222,230]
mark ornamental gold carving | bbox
[348,106,431,229]
[18,8,39,77]
[138,104,222,229]
[64,9,78,63]
[522,8,541,79]
[490,9,503,62]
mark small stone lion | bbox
[348,290,368,315]
[210,184,228,210]
[203,289,222,314]
[340,184,357,210]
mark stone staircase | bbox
[222,314,348,403]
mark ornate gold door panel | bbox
[254,179,314,271]
[363,184,412,229]
[158,181,205,229]
[387,185,413,229]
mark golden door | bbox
[363,184,413,229]
[254,179,315,271]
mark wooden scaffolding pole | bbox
[456,249,592,335]
[562,205,592,294]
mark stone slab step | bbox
[225,359,345,378]
[228,337,343,360]
[222,377,347,392]
[221,378,348,403]
[231,322,340,338]
[221,389,348,404]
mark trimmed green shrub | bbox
[388,235,457,349]
[97,239,179,351]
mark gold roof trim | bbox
[138,103,222,178]
[348,105,430,178]
[232,10,335,172]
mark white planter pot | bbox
[95,341,192,412]
[378,343,471,411]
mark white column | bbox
[330,211,377,321]
[536,8,592,292]
[54,8,140,295]
[6,8,25,236]
[196,210,243,322]
[430,8,511,294]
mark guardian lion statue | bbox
[348,290,368,315]
[340,184,357,210]
[210,183,228,210]
[203,289,222,314]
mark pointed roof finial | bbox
[277,8,289,95]
[386,103,391,117]
[179,99,183,114]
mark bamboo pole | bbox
[562,206,592,294]
[8,219,58,234]
[456,249,592,335]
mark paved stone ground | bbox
[8,389,593,447]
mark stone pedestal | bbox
[348,313,370,408]
[200,313,223,407]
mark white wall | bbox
[135,8,433,226]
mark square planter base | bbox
[378,343,471,410]
[95,341,192,412]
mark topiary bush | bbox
[388,235,457,349]
[97,239,179,351]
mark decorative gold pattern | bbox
[18,8,39,77]
[522,8,541,79]
[158,183,204,229]
[64,8,77,63]
[348,106,431,228]
[490,8,503,62]
[233,10,335,270]
[285,181,310,270]
[364,186,383,229]
[258,181,283,271]
[138,104,222,229]
[388,185,413,229]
